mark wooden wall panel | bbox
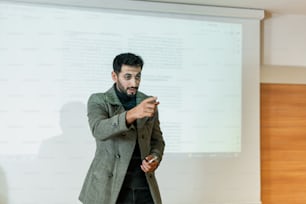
[261,83,306,204]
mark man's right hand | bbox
[126,97,159,125]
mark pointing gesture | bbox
[126,97,159,125]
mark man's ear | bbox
[111,71,118,82]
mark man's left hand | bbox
[140,155,159,173]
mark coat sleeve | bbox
[150,109,165,162]
[87,93,129,141]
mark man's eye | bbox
[124,75,132,80]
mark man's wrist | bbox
[126,109,136,125]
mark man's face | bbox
[112,65,142,96]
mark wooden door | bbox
[261,83,306,204]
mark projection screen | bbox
[0,1,264,204]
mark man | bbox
[79,53,165,204]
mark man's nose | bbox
[130,77,139,86]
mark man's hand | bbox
[126,96,159,125]
[141,155,159,173]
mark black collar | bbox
[114,84,136,110]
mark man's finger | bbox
[143,96,158,104]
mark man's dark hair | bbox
[113,53,144,73]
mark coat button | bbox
[141,135,145,139]
[108,173,113,178]
[115,154,120,159]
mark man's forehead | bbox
[120,65,142,74]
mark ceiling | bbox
[140,0,306,15]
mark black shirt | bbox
[114,84,148,188]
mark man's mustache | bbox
[128,87,138,90]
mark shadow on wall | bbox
[0,166,8,204]
[35,101,94,203]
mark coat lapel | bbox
[103,86,126,117]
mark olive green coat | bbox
[79,86,165,204]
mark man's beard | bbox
[116,83,138,98]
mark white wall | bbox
[262,14,306,84]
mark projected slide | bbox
[0,3,241,155]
